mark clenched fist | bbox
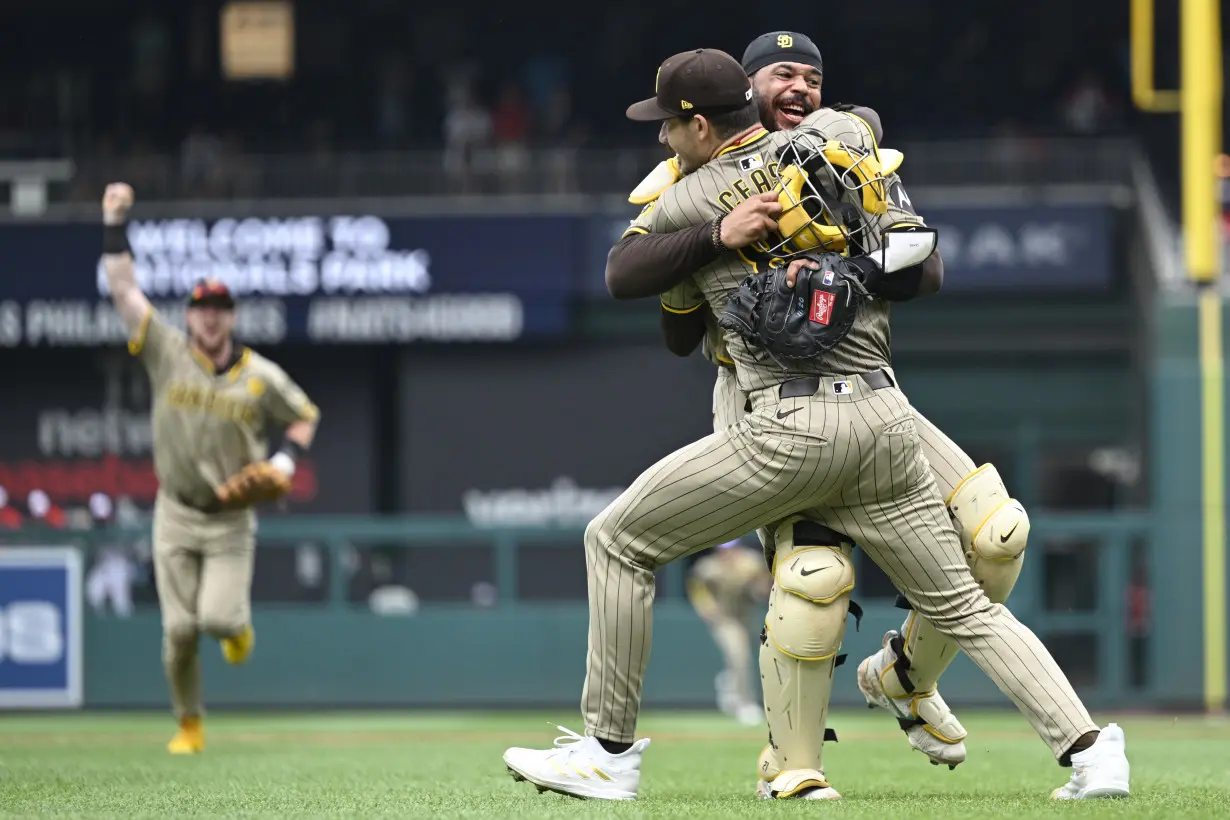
[102,183,134,225]
[719,192,781,250]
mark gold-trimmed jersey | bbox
[628,110,925,392]
[129,309,319,509]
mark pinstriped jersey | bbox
[629,109,925,393]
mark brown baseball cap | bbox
[187,277,236,309]
[626,48,753,122]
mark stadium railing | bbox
[52,137,1139,203]
[7,510,1158,709]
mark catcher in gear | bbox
[507,48,1125,803]
[99,183,320,755]
[608,31,1035,778]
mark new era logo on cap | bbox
[627,48,753,122]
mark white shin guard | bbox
[759,520,856,781]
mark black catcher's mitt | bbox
[717,251,871,361]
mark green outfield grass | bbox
[0,709,1227,818]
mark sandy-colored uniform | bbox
[686,544,771,710]
[655,134,1030,747]
[130,308,319,719]
[583,109,1095,790]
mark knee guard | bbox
[759,519,856,780]
[947,463,1028,603]
[764,542,854,663]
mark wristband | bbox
[102,224,132,255]
[710,215,727,252]
[276,438,307,463]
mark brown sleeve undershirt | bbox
[660,304,708,356]
[605,220,721,300]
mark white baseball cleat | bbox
[755,769,842,801]
[857,630,968,769]
[503,725,648,801]
[755,744,841,800]
[1051,723,1131,800]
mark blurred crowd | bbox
[0,0,1150,200]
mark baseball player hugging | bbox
[620,30,1038,774]
[503,47,1130,804]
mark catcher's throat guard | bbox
[756,129,892,258]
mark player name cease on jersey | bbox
[129,309,319,509]
[637,109,924,393]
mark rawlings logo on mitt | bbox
[717,251,870,362]
[214,461,292,510]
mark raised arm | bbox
[100,183,152,332]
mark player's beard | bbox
[756,89,813,132]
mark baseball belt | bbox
[173,492,223,515]
[779,368,895,399]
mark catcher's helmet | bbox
[755,129,892,259]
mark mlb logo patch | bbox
[833,381,853,395]
[810,291,835,325]
[737,154,764,172]
[822,270,835,286]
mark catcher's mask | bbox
[755,129,890,258]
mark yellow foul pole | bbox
[1132,0,1225,712]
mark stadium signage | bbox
[0,548,83,709]
[582,203,1116,295]
[0,214,578,345]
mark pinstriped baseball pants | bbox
[581,372,1096,760]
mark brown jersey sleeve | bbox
[606,223,720,299]
[658,277,708,357]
